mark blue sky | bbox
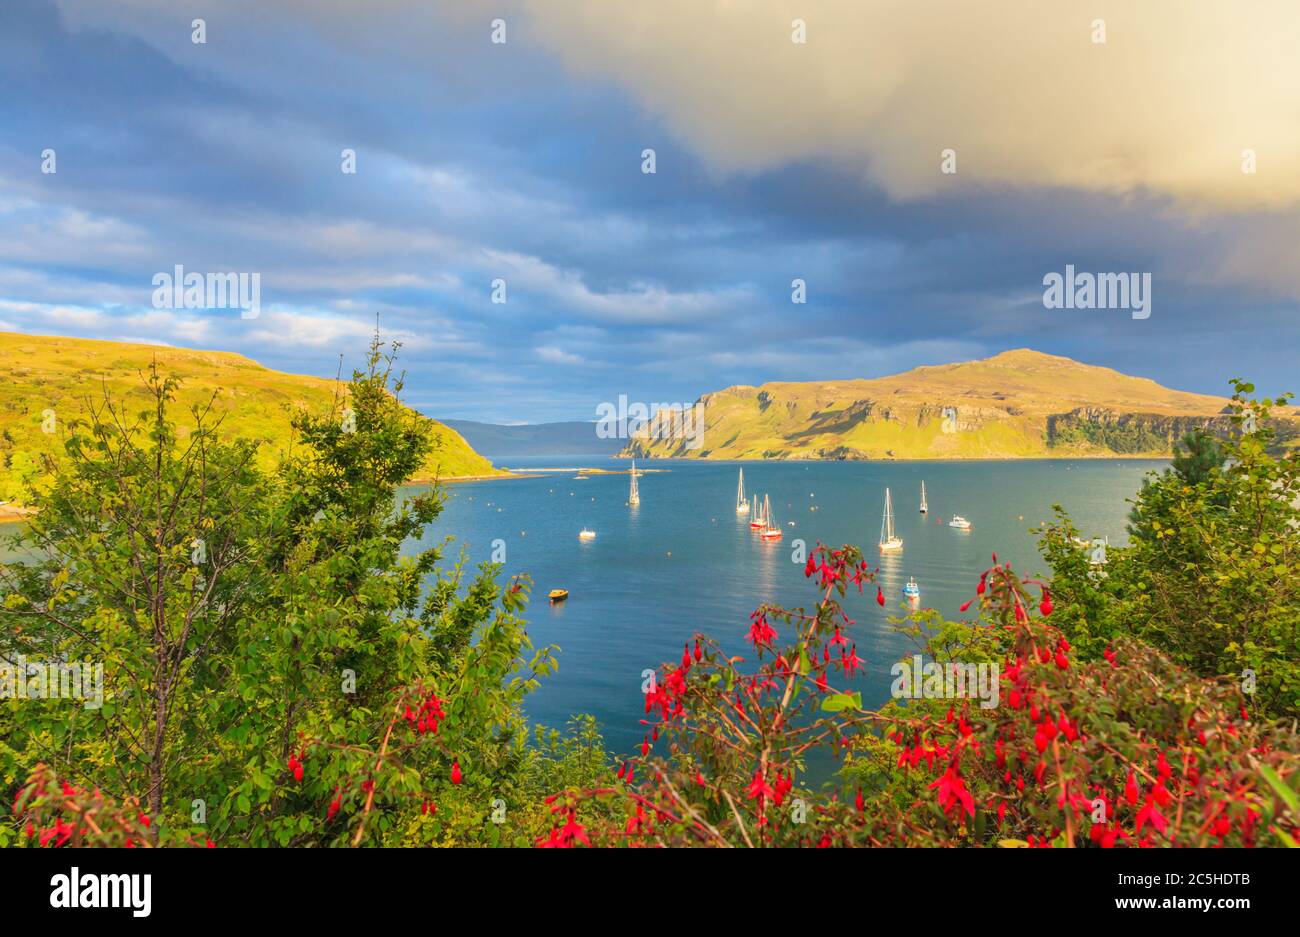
[1,0,1297,422]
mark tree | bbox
[3,337,572,847]
[1045,381,1300,719]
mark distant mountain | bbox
[441,419,625,458]
[0,332,504,504]
[623,349,1293,461]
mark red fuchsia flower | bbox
[327,792,342,820]
[40,818,75,847]
[681,644,690,669]
[775,773,793,805]
[1054,649,1069,670]
[876,586,885,606]
[996,800,1007,826]
[1038,589,1053,616]
[450,760,463,785]
[929,762,975,818]
[976,572,988,595]
[1102,646,1117,666]
[747,612,777,648]
[287,753,304,783]
[1156,751,1173,781]
[693,639,702,663]
[829,626,848,647]
[959,598,974,612]
[695,770,706,787]
[1135,796,1168,836]
[747,769,776,806]
[842,645,863,677]
[1090,822,1120,848]
[640,737,650,757]
[1124,772,1139,806]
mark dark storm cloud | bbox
[0,0,1294,424]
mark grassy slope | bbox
[631,349,1257,460]
[0,332,501,503]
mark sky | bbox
[1,0,1297,423]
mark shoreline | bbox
[618,453,1176,463]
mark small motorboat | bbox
[578,529,596,541]
[548,589,569,604]
[903,577,920,599]
[949,515,972,530]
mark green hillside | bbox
[626,349,1295,461]
[0,332,503,506]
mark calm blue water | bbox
[0,458,1163,766]
[404,457,1165,760]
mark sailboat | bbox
[760,494,783,540]
[919,481,928,514]
[879,487,903,552]
[735,468,749,514]
[628,460,640,506]
[903,577,920,599]
[749,493,766,529]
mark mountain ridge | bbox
[624,349,1286,461]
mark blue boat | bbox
[903,577,920,598]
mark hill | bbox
[0,332,503,507]
[624,349,1290,460]
[440,419,625,458]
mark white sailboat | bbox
[735,468,749,514]
[628,460,640,506]
[749,493,766,529]
[760,494,782,540]
[879,487,903,552]
[919,480,928,514]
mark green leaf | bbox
[820,692,861,713]
[1260,765,1299,814]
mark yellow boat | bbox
[548,589,569,604]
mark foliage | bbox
[540,547,1300,847]
[1,338,580,847]
[1040,381,1300,718]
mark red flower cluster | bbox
[403,688,447,735]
